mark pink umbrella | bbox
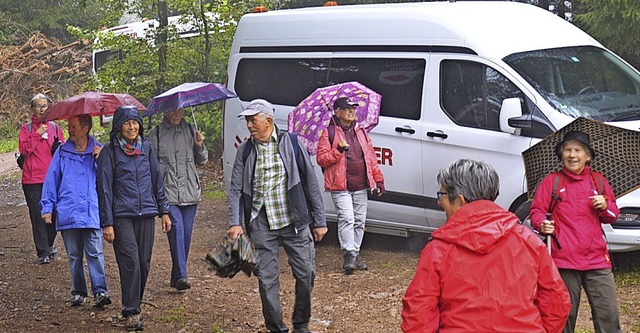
[41,91,146,121]
[287,81,382,155]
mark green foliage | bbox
[575,0,640,69]
[0,138,18,154]
[160,306,186,326]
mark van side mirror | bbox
[499,98,522,134]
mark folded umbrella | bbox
[205,234,257,278]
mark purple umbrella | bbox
[287,81,382,155]
[145,82,237,129]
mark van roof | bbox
[232,1,600,59]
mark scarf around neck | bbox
[115,132,142,156]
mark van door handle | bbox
[395,127,415,134]
[427,131,448,139]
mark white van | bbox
[222,1,640,252]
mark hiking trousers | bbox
[23,183,57,258]
[559,268,621,333]
[248,208,316,333]
[331,189,368,254]
[113,216,155,317]
[167,204,197,285]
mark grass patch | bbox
[615,270,640,286]
[160,306,186,326]
[202,180,226,200]
[0,138,18,153]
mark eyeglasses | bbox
[32,105,48,109]
[436,191,448,201]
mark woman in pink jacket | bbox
[531,130,621,333]
[316,97,384,275]
[18,93,65,264]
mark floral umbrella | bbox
[287,81,382,155]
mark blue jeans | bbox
[331,189,368,254]
[61,228,108,297]
[167,204,197,284]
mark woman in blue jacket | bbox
[40,114,111,308]
[97,106,171,332]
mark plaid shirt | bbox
[250,130,294,230]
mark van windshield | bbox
[504,46,640,122]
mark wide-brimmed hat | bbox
[554,130,595,160]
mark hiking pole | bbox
[545,212,552,255]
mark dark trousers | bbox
[113,217,155,317]
[22,183,57,258]
[559,268,621,333]
[167,204,197,284]
[248,208,316,333]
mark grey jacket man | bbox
[149,118,208,206]
[228,127,326,232]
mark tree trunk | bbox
[156,0,169,94]
[200,0,211,82]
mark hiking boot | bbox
[38,256,50,265]
[355,256,368,271]
[49,246,58,259]
[175,278,191,291]
[93,292,112,308]
[125,314,144,331]
[343,252,356,275]
[70,294,86,306]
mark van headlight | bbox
[614,209,640,228]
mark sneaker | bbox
[355,257,368,271]
[174,278,191,291]
[125,314,144,331]
[93,292,112,308]
[38,256,50,265]
[49,246,58,259]
[70,294,86,306]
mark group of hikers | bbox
[19,92,621,332]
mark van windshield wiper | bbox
[609,111,640,122]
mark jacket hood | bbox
[432,200,519,254]
[110,106,144,141]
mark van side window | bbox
[235,58,426,120]
[440,60,524,131]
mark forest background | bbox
[1,0,640,156]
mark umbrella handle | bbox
[546,235,551,255]
[191,109,199,133]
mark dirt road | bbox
[0,160,638,332]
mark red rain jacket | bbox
[316,122,383,191]
[402,200,570,333]
[530,166,619,270]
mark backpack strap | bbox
[549,172,564,214]
[327,124,336,147]
[590,171,605,195]
[242,132,301,166]
[27,123,32,133]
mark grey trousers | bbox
[559,268,621,333]
[113,217,155,317]
[248,208,316,333]
[331,189,368,254]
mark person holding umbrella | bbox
[149,108,208,291]
[402,159,570,332]
[40,114,111,308]
[97,105,171,331]
[316,97,384,275]
[530,130,622,333]
[18,93,65,264]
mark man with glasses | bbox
[402,159,570,332]
[18,93,65,264]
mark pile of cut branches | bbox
[0,32,92,128]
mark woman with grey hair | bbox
[18,93,65,264]
[402,159,570,332]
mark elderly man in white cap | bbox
[227,99,327,333]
